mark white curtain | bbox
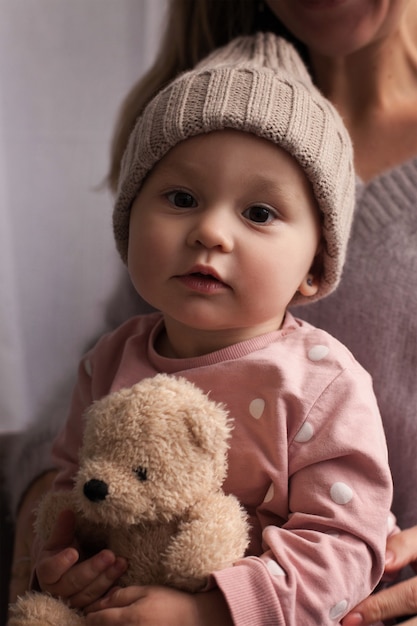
[0,0,167,432]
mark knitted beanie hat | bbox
[114,32,355,303]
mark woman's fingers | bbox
[385,526,417,574]
[342,576,417,625]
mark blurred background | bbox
[0,0,166,433]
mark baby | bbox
[36,32,392,626]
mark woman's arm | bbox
[8,469,57,604]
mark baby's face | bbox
[127,129,321,358]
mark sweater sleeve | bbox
[50,354,95,491]
[213,365,393,625]
[50,314,156,490]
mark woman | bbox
[8,1,417,623]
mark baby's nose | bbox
[187,208,234,252]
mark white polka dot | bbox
[330,482,353,505]
[329,599,348,620]
[326,530,340,539]
[265,558,286,577]
[308,345,329,361]
[387,514,396,533]
[249,398,265,419]
[264,483,274,503]
[84,359,92,376]
[294,422,314,443]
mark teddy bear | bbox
[8,374,249,626]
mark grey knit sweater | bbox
[294,157,417,533]
[6,159,417,540]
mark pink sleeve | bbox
[214,366,393,625]
[50,315,151,491]
[51,353,94,491]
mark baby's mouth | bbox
[177,270,229,293]
[191,271,221,283]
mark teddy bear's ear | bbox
[150,374,232,455]
[184,406,231,455]
[179,388,232,455]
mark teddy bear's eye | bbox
[134,466,148,481]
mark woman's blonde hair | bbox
[108,0,301,192]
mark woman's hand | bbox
[342,526,417,625]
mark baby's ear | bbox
[299,246,323,297]
[298,272,319,297]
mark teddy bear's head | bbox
[73,374,232,527]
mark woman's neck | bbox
[309,7,417,182]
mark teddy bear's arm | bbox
[163,492,249,592]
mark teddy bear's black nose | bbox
[83,479,109,502]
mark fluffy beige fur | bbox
[9,374,249,626]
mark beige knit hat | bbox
[114,32,355,303]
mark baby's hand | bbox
[85,585,234,626]
[36,509,127,609]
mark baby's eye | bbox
[243,205,277,224]
[166,190,197,208]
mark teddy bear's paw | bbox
[8,591,84,626]
[163,491,249,591]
